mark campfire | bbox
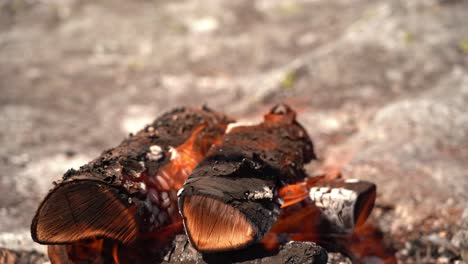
[31,105,396,263]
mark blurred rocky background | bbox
[1,0,467,263]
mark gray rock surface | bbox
[1,0,467,262]
[0,248,47,264]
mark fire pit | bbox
[30,105,395,263]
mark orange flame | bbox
[154,125,206,190]
[278,174,332,208]
[271,177,396,263]
[278,182,309,208]
[151,124,225,191]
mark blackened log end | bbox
[179,176,281,253]
[181,195,255,252]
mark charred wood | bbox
[28,104,386,263]
[309,179,377,234]
[265,178,390,262]
[31,107,231,248]
[178,104,316,252]
[277,175,377,234]
[162,235,328,264]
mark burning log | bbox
[264,176,390,262]
[31,106,232,247]
[178,104,316,252]
[308,178,376,234]
[29,104,389,263]
[279,176,377,234]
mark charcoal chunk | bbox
[162,235,328,264]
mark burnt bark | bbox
[265,178,378,261]
[267,178,376,241]
[309,179,377,234]
[178,104,316,252]
[31,106,232,247]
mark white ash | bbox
[177,188,185,197]
[147,145,164,161]
[309,186,358,232]
[344,178,359,183]
[247,186,274,200]
[168,146,179,160]
[226,121,257,133]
